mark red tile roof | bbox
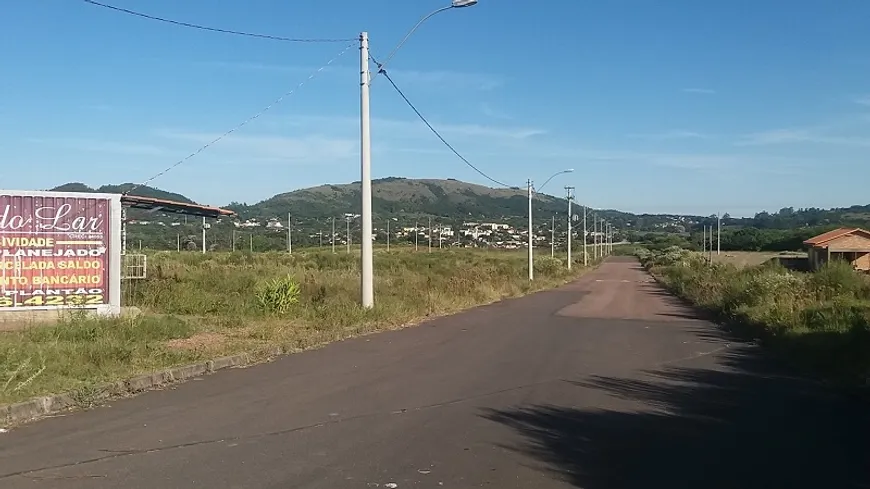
[803,227,870,247]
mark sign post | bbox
[0,190,122,316]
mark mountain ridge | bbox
[47,178,870,231]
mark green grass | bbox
[1,249,594,406]
[638,246,870,384]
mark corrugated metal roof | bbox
[120,195,235,218]
[803,227,870,247]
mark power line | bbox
[373,58,515,189]
[82,0,354,43]
[125,42,356,196]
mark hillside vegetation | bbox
[639,247,870,385]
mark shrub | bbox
[534,256,563,276]
[255,275,301,315]
[649,246,870,384]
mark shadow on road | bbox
[483,343,870,489]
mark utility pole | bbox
[610,223,614,254]
[287,213,292,254]
[702,225,707,256]
[415,220,419,251]
[346,218,351,254]
[331,217,336,254]
[319,230,323,248]
[386,219,390,251]
[527,179,534,281]
[428,217,432,253]
[610,223,613,255]
[359,31,374,309]
[231,230,235,252]
[592,216,597,260]
[709,225,714,264]
[439,224,443,249]
[176,233,180,252]
[608,223,612,255]
[583,205,587,266]
[566,186,574,270]
[201,216,206,254]
[249,233,253,253]
[717,213,721,255]
[551,215,555,258]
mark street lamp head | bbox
[565,168,575,173]
[452,0,478,7]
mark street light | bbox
[528,169,574,281]
[359,1,478,309]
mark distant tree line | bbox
[626,225,841,252]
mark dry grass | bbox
[712,251,806,269]
[0,249,594,406]
[642,247,870,384]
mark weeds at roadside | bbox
[1,249,591,406]
[638,246,870,385]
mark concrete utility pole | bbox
[717,213,721,255]
[428,217,432,253]
[386,219,390,251]
[702,225,707,256]
[566,186,574,270]
[415,220,419,251]
[709,225,714,264]
[609,223,613,255]
[177,233,180,252]
[201,217,206,254]
[611,224,615,254]
[332,217,336,254]
[592,216,597,259]
[287,213,292,254]
[583,205,587,266]
[249,233,253,253]
[357,2,478,308]
[346,217,351,254]
[359,31,374,309]
[527,179,534,281]
[551,215,555,258]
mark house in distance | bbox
[803,227,870,272]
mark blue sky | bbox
[2,0,869,216]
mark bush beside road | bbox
[638,246,870,385]
[0,249,594,406]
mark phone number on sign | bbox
[0,294,105,307]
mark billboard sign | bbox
[0,191,121,314]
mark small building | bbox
[803,227,870,271]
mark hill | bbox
[228,177,575,222]
[49,182,195,204]
[46,178,870,234]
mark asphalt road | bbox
[1,258,867,489]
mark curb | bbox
[1,345,284,428]
[0,271,598,429]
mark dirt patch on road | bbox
[555,259,704,322]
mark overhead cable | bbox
[82,0,355,43]
[124,42,355,195]
[373,58,515,189]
